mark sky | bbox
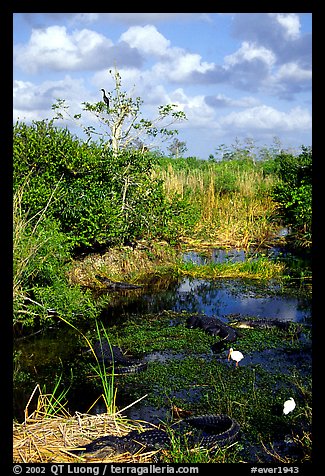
[13,13,312,159]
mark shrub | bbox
[13,120,183,249]
[272,147,312,247]
[13,178,98,329]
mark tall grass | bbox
[153,160,280,248]
[13,175,64,323]
[57,315,116,414]
[177,256,285,280]
[13,175,100,329]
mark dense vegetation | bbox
[13,72,312,464]
[13,119,180,248]
[13,117,312,330]
[272,147,312,248]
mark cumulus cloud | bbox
[13,13,311,156]
[219,105,311,132]
[218,41,277,92]
[231,13,311,66]
[154,51,215,83]
[268,62,312,99]
[13,80,51,112]
[120,25,170,57]
[232,13,301,44]
[225,41,276,68]
[14,25,143,73]
[269,13,301,40]
[13,76,93,123]
[120,25,215,82]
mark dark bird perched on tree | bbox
[101,89,110,108]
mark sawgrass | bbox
[153,160,279,248]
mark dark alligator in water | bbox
[76,414,240,460]
[228,317,308,340]
[186,314,239,354]
[185,314,305,353]
[95,275,142,290]
[186,314,238,341]
[91,339,147,374]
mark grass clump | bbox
[13,391,159,463]
[176,256,286,281]
[58,315,117,414]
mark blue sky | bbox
[13,13,312,159]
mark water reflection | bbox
[173,278,310,322]
[102,277,311,323]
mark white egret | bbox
[283,397,296,415]
[228,348,244,367]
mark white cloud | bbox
[14,26,114,73]
[275,62,312,83]
[205,94,260,108]
[13,76,93,125]
[220,105,311,132]
[168,51,215,82]
[119,25,170,56]
[120,25,215,82]
[151,49,215,83]
[225,41,276,68]
[270,13,301,40]
[13,13,312,157]
[13,80,49,111]
[262,62,312,99]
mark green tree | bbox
[52,68,187,155]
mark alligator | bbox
[229,317,295,330]
[91,339,147,374]
[186,314,238,342]
[91,316,302,372]
[95,275,142,290]
[229,317,308,341]
[75,414,240,460]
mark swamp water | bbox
[14,246,312,463]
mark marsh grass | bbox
[13,175,64,322]
[176,256,285,280]
[57,315,116,414]
[67,239,286,294]
[23,380,71,422]
[153,161,279,248]
[160,427,214,463]
[105,310,311,462]
[13,174,98,329]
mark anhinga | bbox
[101,89,110,108]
